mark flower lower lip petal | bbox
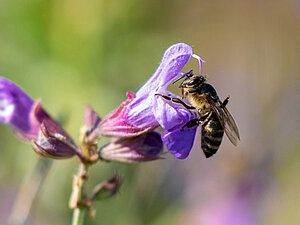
[161,125,197,159]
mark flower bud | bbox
[99,131,163,163]
[81,104,101,145]
[90,174,122,201]
[32,112,78,159]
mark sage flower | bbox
[100,43,205,159]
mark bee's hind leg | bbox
[154,94,196,110]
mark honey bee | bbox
[155,70,240,158]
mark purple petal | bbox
[136,43,193,93]
[127,93,158,129]
[138,131,163,157]
[127,43,193,129]
[161,125,197,159]
[0,77,34,133]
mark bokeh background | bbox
[0,0,299,224]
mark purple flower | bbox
[100,43,205,159]
[0,77,76,158]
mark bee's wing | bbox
[208,98,240,146]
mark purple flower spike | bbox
[0,77,35,138]
[99,131,163,163]
[100,43,205,159]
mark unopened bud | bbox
[90,174,122,201]
[99,131,163,163]
[32,118,78,159]
[81,104,101,145]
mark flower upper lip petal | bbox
[127,43,194,130]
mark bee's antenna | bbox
[172,70,193,84]
[172,74,186,85]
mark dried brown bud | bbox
[90,174,122,201]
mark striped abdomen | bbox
[201,112,224,158]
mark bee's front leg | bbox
[181,118,200,131]
[181,111,212,131]
[155,94,196,110]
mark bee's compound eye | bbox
[199,76,205,82]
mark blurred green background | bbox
[0,0,299,224]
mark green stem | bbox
[70,163,89,225]
[72,208,85,225]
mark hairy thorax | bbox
[187,92,212,117]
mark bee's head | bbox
[179,74,206,88]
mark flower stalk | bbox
[69,105,122,224]
[71,208,85,225]
[70,162,89,225]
